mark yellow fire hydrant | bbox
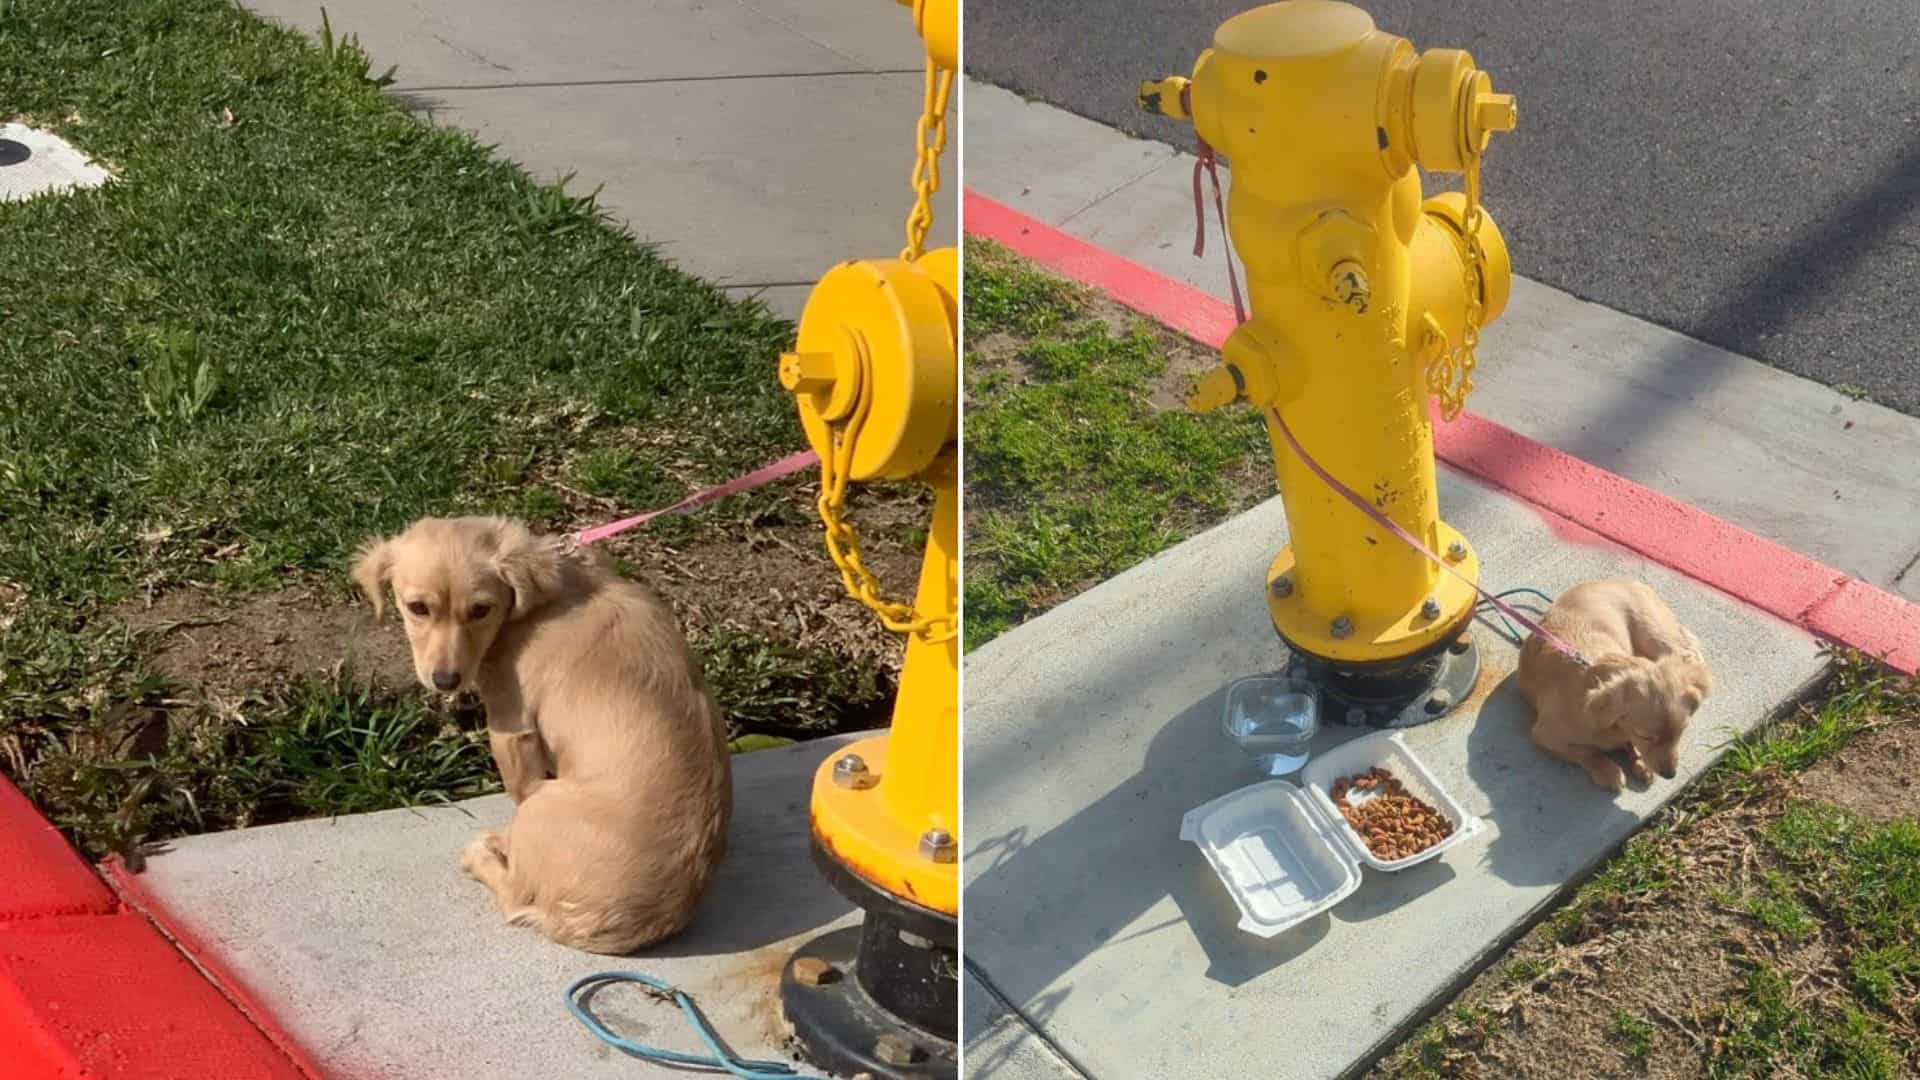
[1139,0,1517,726]
[775,2,956,1076]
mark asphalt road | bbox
[965,1,1920,415]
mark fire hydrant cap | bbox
[1215,0,1374,58]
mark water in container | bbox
[1223,675,1320,776]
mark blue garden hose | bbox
[565,971,830,1079]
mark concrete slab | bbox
[736,0,933,73]
[964,81,1920,592]
[0,123,112,203]
[963,964,1085,1080]
[960,468,1826,1080]
[239,0,884,89]
[133,734,869,1079]
[399,75,957,303]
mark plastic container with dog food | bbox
[1179,730,1483,938]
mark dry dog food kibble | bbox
[1328,766,1453,862]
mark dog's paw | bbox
[1628,756,1653,784]
[461,832,507,880]
[1584,763,1627,793]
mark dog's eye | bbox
[406,601,430,617]
[469,603,493,620]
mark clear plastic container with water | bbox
[1222,674,1320,775]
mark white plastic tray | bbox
[1181,731,1483,937]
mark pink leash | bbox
[1184,149,1584,665]
[571,449,819,548]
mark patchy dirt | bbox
[1793,721,1920,823]
[115,585,413,702]
[600,493,924,683]
[110,488,923,736]
[0,578,23,633]
[1369,720,1920,1079]
[964,290,1225,417]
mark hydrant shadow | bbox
[965,678,1470,995]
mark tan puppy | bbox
[1517,579,1712,792]
[352,516,731,953]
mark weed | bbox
[131,326,222,423]
[1608,1009,1655,1066]
[511,171,611,239]
[318,8,397,88]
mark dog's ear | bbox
[1581,655,1636,693]
[494,531,569,620]
[351,537,397,617]
[1675,656,1713,714]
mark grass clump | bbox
[962,238,1267,648]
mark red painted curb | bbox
[0,777,116,922]
[964,189,1920,675]
[103,859,342,1080]
[0,776,330,1080]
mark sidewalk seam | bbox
[964,958,1095,1079]
[1055,151,1180,231]
[393,69,919,93]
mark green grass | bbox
[28,674,497,855]
[0,0,879,854]
[1712,963,1903,1079]
[1374,659,1920,1078]
[1767,804,1920,1009]
[1608,1009,1656,1067]
[962,238,1268,647]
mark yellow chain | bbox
[901,57,954,262]
[1426,151,1487,422]
[804,45,958,644]
[814,344,956,643]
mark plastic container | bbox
[1180,730,1483,937]
[1221,674,1320,776]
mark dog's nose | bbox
[432,670,462,692]
[1659,766,1678,780]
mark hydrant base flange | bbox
[781,829,958,1080]
[780,925,958,1080]
[1264,520,1482,664]
[1282,631,1482,730]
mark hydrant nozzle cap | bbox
[1475,91,1517,135]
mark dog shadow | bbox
[1465,673,1646,888]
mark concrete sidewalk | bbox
[963,479,1823,1080]
[241,0,958,317]
[959,81,1919,1079]
[127,733,869,1079]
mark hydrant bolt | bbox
[874,1034,921,1066]
[792,956,840,987]
[832,753,878,790]
[1447,540,1468,562]
[919,827,957,863]
[1271,575,1294,598]
[1421,596,1441,620]
[1331,616,1354,640]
